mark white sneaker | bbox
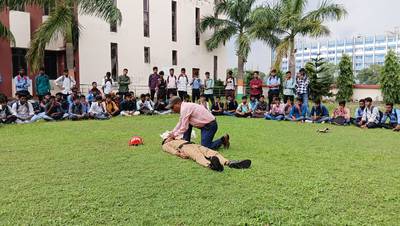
[305,120,313,123]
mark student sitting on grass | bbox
[55,92,69,114]
[351,99,365,125]
[69,96,88,120]
[358,97,380,129]
[265,97,284,121]
[104,94,120,117]
[198,94,210,111]
[80,95,90,115]
[380,103,400,131]
[137,94,154,115]
[253,95,269,118]
[309,99,330,123]
[120,93,139,116]
[284,99,293,117]
[235,96,252,118]
[249,96,259,113]
[223,95,238,116]
[285,97,308,122]
[211,96,224,116]
[331,100,351,126]
[43,96,64,121]
[0,94,17,124]
[89,95,110,120]
[11,93,35,124]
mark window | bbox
[44,51,58,80]
[110,43,118,80]
[375,46,386,51]
[375,35,385,44]
[143,0,150,37]
[213,56,218,80]
[110,0,117,32]
[365,36,374,44]
[43,2,54,16]
[365,47,373,52]
[172,1,177,42]
[12,48,27,76]
[172,50,177,65]
[195,7,200,45]
[144,47,150,63]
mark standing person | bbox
[295,68,310,108]
[35,67,51,101]
[266,69,281,106]
[157,71,167,102]
[102,72,113,95]
[165,96,230,150]
[249,71,263,100]
[148,67,160,101]
[167,68,177,97]
[380,103,400,131]
[204,72,215,105]
[177,68,189,100]
[55,69,76,98]
[117,68,131,99]
[191,73,202,103]
[224,70,236,99]
[359,97,380,129]
[14,68,31,96]
[283,71,295,104]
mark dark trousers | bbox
[192,89,200,103]
[268,89,280,105]
[205,94,215,106]
[183,121,223,150]
[1,115,17,124]
[381,123,398,129]
[283,95,294,104]
[167,89,177,98]
[359,122,380,129]
[178,91,187,100]
[150,89,156,101]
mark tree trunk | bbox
[289,38,296,75]
[65,23,75,79]
[237,55,245,97]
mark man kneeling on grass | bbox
[162,139,251,172]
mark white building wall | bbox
[78,0,228,94]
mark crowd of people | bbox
[1,66,399,132]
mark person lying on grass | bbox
[161,138,251,172]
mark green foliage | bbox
[1,116,400,225]
[357,64,382,85]
[305,56,335,100]
[380,50,400,104]
[336,54,355,101]
[272,0,347,71]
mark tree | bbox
[26,0,122,74]
[199,0,279,96]
[380,50,400,103]
[272,0,347,74]
[357,64,382,85]
[305,55,335,101]
[336,54,355,101]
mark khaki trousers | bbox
[162,140,229,168]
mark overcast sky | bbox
[227,0,400,72]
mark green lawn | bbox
[0,116,399,225]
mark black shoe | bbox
[228,160,251,169]
[208,156,224,172]
[222,134,230,149]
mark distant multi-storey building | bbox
[275,34,400,73]
[0,0,227,97]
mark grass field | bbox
[0,115,399,225]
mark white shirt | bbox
[362,106,380,124]
[103,80,113,95]
[167,75,177,89]
[11,101,34,117]
[177,75,189,92]
[55,75,76,94]
[225,77,235,90]
[89,102,106,114]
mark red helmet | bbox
[129,136,144,146]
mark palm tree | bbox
[26,0,122,75]
[272,0,347,74]
[200,0,279,96]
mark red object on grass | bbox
[129,136,144,146]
